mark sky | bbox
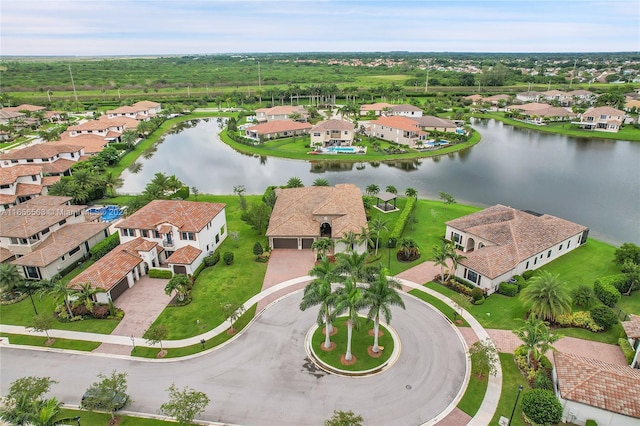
[1,0,639,56]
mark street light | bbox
[24,282,38,315]
[200,338,206,349]
[509,384,524,425]
[387,239,393,269]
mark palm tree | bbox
[67,182,89,204]
[164,274,190,302]
[0,263,23,295]
[46,179,73,198]
[520,271,572,322]
[69,282,105,312]
[363,272,405,353]
[405,187,418,198]
[312,178,330,186]
[286,176,304,188]
[333,278,366,361]
[432,240,451,283]
[357,226,374,254]
[39,276,72,317]
[29,397,66,426]
[513,315,559,366]
[338,231,360,253]
[102,171,123,197]
[397,237,420,261]
[369,215,390,255]
[335,250,369,283]
[120,129,137,148]
[448,249,467,280]
[311,238,335,260]
[166,174,183,193]
[365,184,380,197]
[385,185,397,195]
[301,257,337,349]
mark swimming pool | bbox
[86,205,123,222]
[323,146,366,154]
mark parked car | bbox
[81,389,128,411]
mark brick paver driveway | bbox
[257,249,315,311]
[94,276,171,355]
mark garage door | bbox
[109,277,129,301]
[273,238,298,249]
[173,265,187,275]
[302,238,314,249]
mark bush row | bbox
[597,273,630,294]
[148,269,173,279]
[498,282,518,297]
[204,251,220,267]
[619,338,635,365]
[555,311,604,332]
[90,232,120,261]
[388,196,416,246]
[594,279,621,307]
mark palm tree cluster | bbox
[125,172,184,214]
[431,240,466,283]
[300,243,406,362]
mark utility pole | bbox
[569,59,577,89]
[424,60,430,93]
[68,64,78,110]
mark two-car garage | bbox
[271,237,314,250]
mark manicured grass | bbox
[310,317,394,372]
[143,195,267,340]
[490,353,530,426]
[553,324,623,345]
[132,305,256,359]
[59,408,177,426]
[616,291,640,317]
[408,289,469,327]
[457,356,489,417]
[0,333,101,351]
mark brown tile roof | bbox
[166,245,202,265]
[0,196,84,238]
[0,109,25,120]
[554,352,640,418]
[0,165,43,185]
[12,222,110,267]
[10,104,46,112]
[390,104,423,112]
[509,102,553,112]
[41,175,61,187]
[447,205,587,278]
[115,200,225,233]
[411,115,457,129]
[0,247,15,263]
[55,133,109,154]
[133,100,161,109]
[310,119,354,132]
[15,183,42,196]
[360,102,392,111]
[582,106,626,118]
[246,120,312,134]
[68,237,155,291]
[257,105,306,116]
[0,193,17,204]
[98,115,140,128]
[484,94,510,102]
[0,144,83,161]
[371,115,423,132]
[622,314,640,339]
[266,184,367,239]
[41,158,75,175]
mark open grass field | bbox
[490,353,530,426]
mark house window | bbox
[31,175,38,181]
[220,225,225,235]
[142,230,149,238]
[41,228,50,236]
[26,159,34,163]
[215,234,220,243]
[25,266,41,280]
[181,232,195,241]
[451,232,462,243]
[465,269,480,284]
[547,250,552,258]
[0,184,9,189]
[121,228,135,237]
[525,261,529,269]
[69,246,81,256]
[534,257,537,265]
[58,219,66,226]
[154,230,160,238]
[567,240,571,248]
[313,132,321,137]
[559,244,563,250]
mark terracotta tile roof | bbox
[0,109,25,120]
[509,102,552,112]
[12,222,110,267]
[0,193,17,204]
[166,245,202,265]
[246,120,312,134]
[115,200,225,233]
[41,175,61,187]
[484,94,510,102]
[0,196,84,238]
[371,115,422,132]
[360,102,392,111]
[554,352,640,418]
[257,105,307,117]
[41,158,75,175]
[622,314,640,339]
[508,104,576,118]
[447,205,587,278]
[411,115,457,129]
[390,104,423,112]
[98,115,141,128]
[9,104,46,112]
[266,184,367,239]
[310,119,354,132]
[0,247,15,263]
[133,100,160,109]
[15,183,42,196]
[0,165,43,185]
[68,237,155,291]
[582,106,626,118]
[55,133,109,154]
[464,94,484,101]
[0,144,83,161]
[567,90,594,97]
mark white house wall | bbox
[36,230,108,280]
[558,398,638,426]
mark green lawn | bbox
[490,353,530,426]
[0,333,100,351]
[310,317,394,372]
[408,289,470,327]
[457,356,489,417]
[59,408,183,426]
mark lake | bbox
[120,118,640,246]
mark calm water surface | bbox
[120,118,640,245]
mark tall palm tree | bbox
[338,231,360,253]
[301,257,337,349]
[513,315,559,366]
[357,226,374,254]
[166,174,183,193]
[448,249,467,280]
[335,250,369,282]
[385,185,397,195]
[520,271,572,322]
[0,263,23,295]
[69,283,106,312]
[365,184,380,197]
[39,275,72,317]
[311,238,335,260]
[120,129,137,148]
[432,240,451,283]
[102,171,123,197]
[333,278,366,361]
[405,187,418,198]
[363,272,405,353]
[369,215,390,255]
[46,179,73,198]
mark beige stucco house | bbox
[310,119,355,147]
[573,106,626,133]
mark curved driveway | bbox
[0,291,467,426]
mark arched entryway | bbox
[465,237,475,252]
[320,222,332,238]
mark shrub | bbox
[90,232,120,261]
[585,421,598,426]
[471,287,484,301]
[388,197,416,242]
[204,251,220,267]
[521,389,563,426]
[597,273,631,294]
[473,297,485,305]
[590,306,618,330]
[148,269,172,279]
[619,338,635,364]
[253,242,264,257]
[223,252,234,265]
[593,279,621,307]
[498,282,518,297]
[522,270,535,280]
[572,285,597,308]
[91,305,110,319]
[533,370,552,390]
[192,261,206,280]
[555,311,604,332]
[171,186,190,200]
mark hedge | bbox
[521,389,563,426]
[204,251,220,267]
[590,305,618,330]
[223,251,234,265]
[498,282,518,297]
[192,261,207,280]
[148,269,172,279]
[593,279,621,307]
[619,338,635,365]
[522,270,535,280]
[90,232,120,261]
[597,273,630,294]
[555,311,603,332]
[388,196,416,244]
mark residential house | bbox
[0,196,107,280]
[0,144,84,176]
[67,115,140,142]
[483,94,511,107]
[445,205,588,294]
[463,94,483,105]
[411,116,458,133]
[566,90,596,105]
[624,97,640,113]
[0,109,26,126]
[245,120,312,141]
[516,91,542,103]
[506,103,577,123]
[359,102,393,116]
[106,101,161,120]
[622,314,640,369]
[310,119,355,147]
[6,104,47,114]
[0,165,61,210]
[389,104,423,117]
[266,184,368,254]
[553,352,640,425]
[369,116,426,146]
[52,133,109,155]
[255,105,307,123]
[70,200,227,303]
[541,90,571,106]
[573,106,626,133]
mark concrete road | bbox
[0,292,467,426]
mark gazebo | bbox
[375,191,398,212]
